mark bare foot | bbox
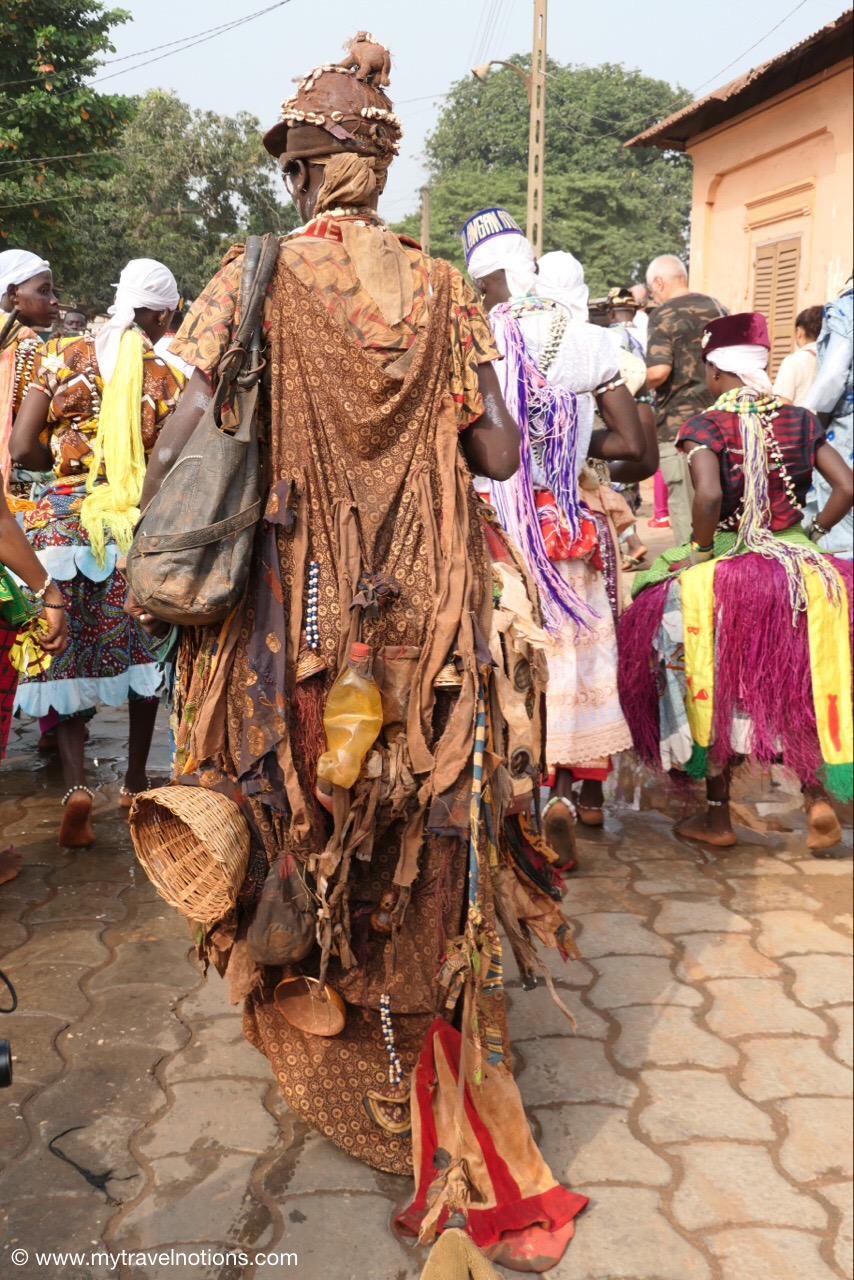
[543,799,578,871]
[807,799,842,854]
[0,849,23,886]
[59,792,95,849]
[675,811,737,849]
[575,782,605,828]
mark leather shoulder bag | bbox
[127,233,279,627]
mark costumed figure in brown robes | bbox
[133,35,588,1271]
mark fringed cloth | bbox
[619,531,854,799]
[488,305,592,635]
[172,251,579,1269]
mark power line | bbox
[467,1,494,72]
[0,147,120,171]
[538,0,817,145]
[87,2,295,88]
[0,1,295,120]
[473,0,504,70]
[0,2,294,91]
[479,0,506,67]
[0,188,98,212]
[2,0,823,210]
[689,0,811,96]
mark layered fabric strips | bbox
[803,563,853,798]
[667,556,853,799]
[488,306,592,635]
[679,560,716,779]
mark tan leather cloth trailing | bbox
[251,254,491,865]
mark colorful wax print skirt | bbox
[15,484,162,720]
[618,533,854,799]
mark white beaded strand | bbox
[380,993,402,1085]
[306,561,320,651]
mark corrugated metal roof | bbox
[626,9,853,150]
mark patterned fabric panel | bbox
[30,331,185,480]
[172,230,499,428]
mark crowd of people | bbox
[1,31,852,1274]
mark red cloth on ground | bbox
[396,1019,588,1273]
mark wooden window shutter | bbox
[753,237,801,378]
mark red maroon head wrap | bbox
[262,33,402,171]
[701,312,771,360]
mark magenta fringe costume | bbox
[619,553,854,793]
[618,371,853,798]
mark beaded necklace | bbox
[709,386,840,619]
[712,388,801,528]
[13,337,39,404]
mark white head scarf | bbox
[95,258,180,384]
[536,251,589,322]
[467,231,538,300]
[0,249,51,301]
[706,343,773,395]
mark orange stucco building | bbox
[629,11,853,374]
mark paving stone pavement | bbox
[1,710,852,1280]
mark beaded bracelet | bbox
[685,444,712,467]
[807,516,830,544]
[31,573,53,601]
[594,376,626,396]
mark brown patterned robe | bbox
[169,224,560,1176]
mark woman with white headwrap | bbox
[620,312,854,855]
[0,249,59,491]
[9,258,185,848]
[462,210,649,867]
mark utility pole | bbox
[526,0,547,253]
[420,185,431,256]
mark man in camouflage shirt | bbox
[645,255,727,544]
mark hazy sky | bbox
[104,0,842,217]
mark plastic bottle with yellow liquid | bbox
[316,642,384,789]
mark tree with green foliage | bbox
[63,90,295,308]
[396,59,693,294]
[0,1,133,263]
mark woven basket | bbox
[130,786,251,924]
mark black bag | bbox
[246,855,315,966]
[127,233,280,627]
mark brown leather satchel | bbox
[127,233,279,627]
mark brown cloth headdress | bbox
[262,32,403,171]
[263,33,413,327]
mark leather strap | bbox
[213,232,280,423]
[134,500,262,553]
